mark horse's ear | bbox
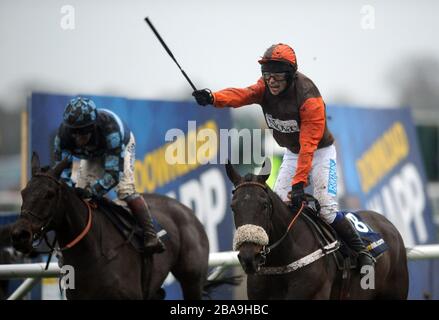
[51,157,71,178]
[257,157,271,183]
[31,152,40,176]
[225,160,242,186]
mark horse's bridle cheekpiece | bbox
[25,173,94,255]
[232,180,339,275]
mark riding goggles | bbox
[262,72,288,82]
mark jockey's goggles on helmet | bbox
[262,72,288,82]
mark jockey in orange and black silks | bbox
[194,44,334,209]
[213,44,335,191]
[192,43,375,268]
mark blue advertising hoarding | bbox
[29,92,234,299]
[26,94,439,299]
[327,105,438,299]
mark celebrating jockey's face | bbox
[263,72,288,96]
[72,132,92,147]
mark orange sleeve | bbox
[292,97,326,186]
[212,78,265,108]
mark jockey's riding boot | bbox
[126,196,165,254]
[331,215,376,269]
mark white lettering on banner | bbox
[179,168,227,252]
[366,162,428,246]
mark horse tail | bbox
[202,274,243,299]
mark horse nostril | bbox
[238,254,245,267]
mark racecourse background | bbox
[1,0,439,300]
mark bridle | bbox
[233,181,273,214]
[21,173,93,254]
[232,181,339,275]
[21,173,64,245]
[232,181,305,265]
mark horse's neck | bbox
[268,191,317,263]
[56,190,98,253]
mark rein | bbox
[263,202,305,254]
[59,200,94,251]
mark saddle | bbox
[288,196,388,270]
[90,197,167,253]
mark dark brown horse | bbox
[226,160,408,299]
[11,153,211,299]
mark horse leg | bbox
[171,249,208,300]
[172,270,205,300]
[170,235,208,300]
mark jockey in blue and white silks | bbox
[53,96,165,254]
[54,103,130,197]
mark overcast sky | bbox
[1,0,438,111]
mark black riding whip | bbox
[144,17,197,91]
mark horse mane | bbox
[238,172,290,209]
[265,186,286,207]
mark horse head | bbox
[11,152,70,254]
[225,159,272,274]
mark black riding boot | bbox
[331,216,375,268]
[126,196,165,254]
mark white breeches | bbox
[273,144,339,224]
